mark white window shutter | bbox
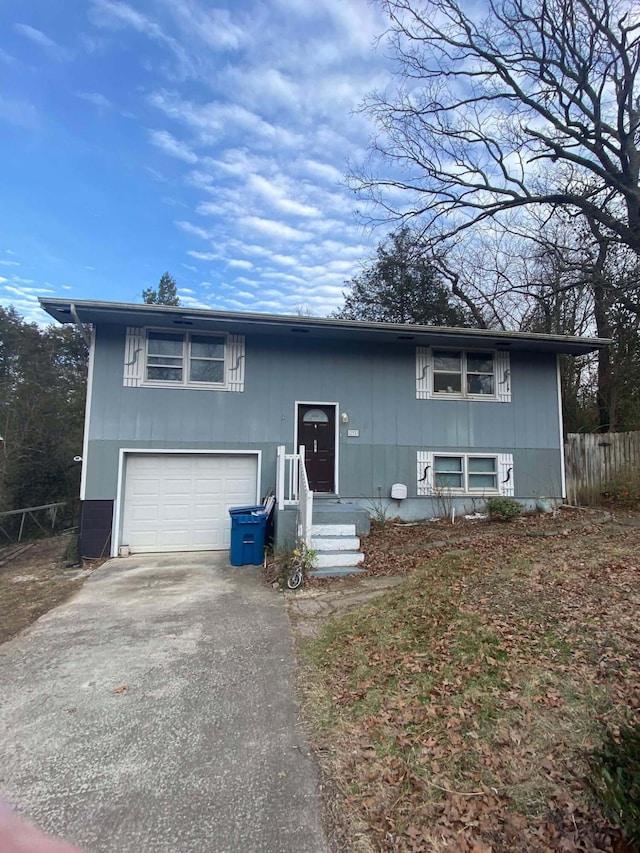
[123,327,144,387]
[498,453,514,496]
[417,451,434,496]
[416,347,429,399]
[227,335,245,392]
[495,351,511,402]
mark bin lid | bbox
[229,504,266,516]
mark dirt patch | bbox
[0,535,91,645]
[286,576,404,638]
[294,511,640,851]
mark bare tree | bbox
[353,0,640,253]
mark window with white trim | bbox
[417,451,514,496]
[432,349,494,397]
[145,330,227,387]
[416,348,511,402]
[434,454,498,492]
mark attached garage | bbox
[119,452,260,554]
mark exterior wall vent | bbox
[391,483,408,500]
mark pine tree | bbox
[142,272,180,306]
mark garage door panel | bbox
[193,478,223,496]
[122,454,258,554]
[193,503,222,520]
[160,504,191,522]
[130,506,160,523]
[162,479,192,496]
[131,480,161,497]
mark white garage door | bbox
[121,453,259,553]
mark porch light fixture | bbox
[341,412,349,424]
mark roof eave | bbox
[38,297,609,355]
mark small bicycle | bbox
[286,562,304,590]
[285,543,316,590]
[286,546,305,589]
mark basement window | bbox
[434,454,498,492]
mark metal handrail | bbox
[0,502,66,542]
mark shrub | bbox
[588,723,640,847]
[486,496,523,522]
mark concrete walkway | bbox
[0,553,329,853]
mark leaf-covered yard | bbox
[298,512,640,851]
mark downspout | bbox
[70,303,92,347]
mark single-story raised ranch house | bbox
[41,299,604,566]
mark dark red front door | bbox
[297,405,335,493]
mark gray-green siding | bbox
[84,324,563,511]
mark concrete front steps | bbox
[308,523,366,578]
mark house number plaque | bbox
[347,429,360,437]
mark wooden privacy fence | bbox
[565,431,640,505]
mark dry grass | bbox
[0,535,87,644]
[297,513,640,851]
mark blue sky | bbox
[0,0,394,324]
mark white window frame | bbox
[433,453,500,494]
[418,451,514,496]
[431,348,496,400]
[142,328,229,390]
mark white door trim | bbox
[112,448,262,557]
[294,401,339,495]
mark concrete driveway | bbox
[0,553,329,853]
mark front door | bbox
[297,404,336,493]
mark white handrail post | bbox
[276,445,285,511]
[304,488,313,547]
[297,444,313,547]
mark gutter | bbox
[70,303,92,348]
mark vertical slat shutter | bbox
[495,351,511,403]
[417,451,434,495]
[498,453,514,495]
[123,327,144,387]
[416,347,429,399]
[227,335,245,392]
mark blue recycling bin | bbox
[229,506,267,566]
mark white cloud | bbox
[302,158,343,185]
[150,91,303,148]
[238,216,312,242]
[246,174,320,218]
[148,129,198,163]
[13,23,71,60]
[227,259,253,270]
[162,1,249,51]
[76,91,112,110]
[187,250,219,261]
[90,0,194,76]
[176,221,214,240]
[0,95,40,130]
[0,260,20,267]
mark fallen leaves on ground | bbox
[298,511,640,851]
